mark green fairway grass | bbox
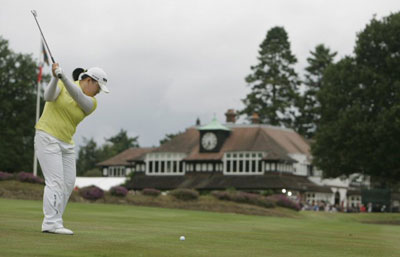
[0,198,399,257]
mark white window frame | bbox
[347,195,362,208]
[223,151,265,175]
[107,166,126,177]
[145,152,186,176]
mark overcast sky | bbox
[1,0,399,148]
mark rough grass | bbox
[0,180,297,217]
[0,198,399,257]
[0,180,44,200]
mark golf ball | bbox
[180,236,185,241]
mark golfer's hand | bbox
[52,63,63,78]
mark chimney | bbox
[225,109,236,123]
[196,117,201,126]
[251,113,260,124]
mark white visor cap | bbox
[81,67,109,93]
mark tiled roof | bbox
[97,147,155,166]
[98,124,310,164]
[180,125,309,161]
[126,172,331,193]
[151,128,199,153]
[261,126,310,155]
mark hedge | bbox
[169,188,199,201]
[16,172,44,184]
[142,188,161,197]
[79,186,104,200]
[212,191,275,208]
[110,186,128,197]
[266,194,301,211]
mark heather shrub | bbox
[252,197,276,208]
[169,188,199,201]
[266,194,301,211]
[16,172,44,184]
[0,171,14,181]
[230,191,248,203]
[142,188,161,197]
[211,191,231,201]
[212,191,275,208]
[110,186,128,197]
[79,186,104,200]
[237,192,275,208]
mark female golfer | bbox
[35,63,109,235]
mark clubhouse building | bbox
[97,110,370,209]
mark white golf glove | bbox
[55,67,63,78]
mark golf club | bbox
[31,10,61,78]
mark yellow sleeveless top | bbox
[35,81,97,144]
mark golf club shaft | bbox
[31,11,56,64]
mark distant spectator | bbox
[367,202,372,212]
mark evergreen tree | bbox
[241,27,299,127]
[0,37,43,172]
[295,44,336,138]
[312,12,400,184]
[76,138,99,176]
[105,129,139,155]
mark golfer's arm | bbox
[60,76,95,114]
[43,77,61,101]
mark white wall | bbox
[330,187,348,206]
[289,153,308,176]
[75,177,127,191]
[305,192,333,204]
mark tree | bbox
[76,129,140,175]
[0,36,43,172]
[312,12,400,184]
[105,129,139,155]
[241,26,300,127]
[76,138,99,176]
[294,44,337,138]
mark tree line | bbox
[241,12,400,184]
[76,129,139,176]
[0,12,399,183]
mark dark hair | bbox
[72,68,86,81]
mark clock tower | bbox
[198,117,231,153]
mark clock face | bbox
[201,132,218,150]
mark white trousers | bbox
[34,130,76,231]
